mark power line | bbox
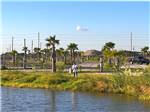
[0,33,149,36]
[1,36,148,40]
[1,33,149,53]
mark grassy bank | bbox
[1,67,150,100]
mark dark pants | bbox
[73,72,78,77]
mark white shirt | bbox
[72,64,78,73]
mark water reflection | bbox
[72,92,77,112]
[2,87,150,112]
[51,91,56,112]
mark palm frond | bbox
[46,35,60,47]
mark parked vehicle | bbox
[128,56,149,65]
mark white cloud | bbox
[76,25,88,31]
[76,25,81,31]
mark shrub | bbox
[56,62,66,72]
[1,70,150,101]
[16,75,37,83]
[1,66,8,70]
[103,63,113,72]
[96,81,107,92]
[48,75,70,85]
[144,65,150,76]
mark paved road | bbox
[121,64,148,69]
[2,62,149,73]
[80,62,148,68]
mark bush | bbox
[16,75,37,83]
[103,63,113,72]
[1,66,8,70]
[1,70,150,100]
[144,65,150,76]
[56,62,66,72]
[47,75,70,85]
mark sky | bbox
[1,1,149,53]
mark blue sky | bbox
[1,1,149,52]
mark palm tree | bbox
[46,35,59,72]
[41,49,46,63]
[102,42,115,55]
[34,47,41,60]
[77,51,84,63]
[59,48,65,56]
[102,42,115,51]
[40,48,52,69]
[11,50,18,66]
[57,48,70,64]
[141,46,149,57]
[56,48,64,61]
[22,46,28,69]
[67,43,78,64]
[64,50,69,64]
[44,48,52,61]
[102,42,115,66]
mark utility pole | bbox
[130,32,133,51]
[38,32,40,48]
[31,40,33,53]
[133,46,135,51]
[38,32,40,61]
[9,44,11,52]
[12,36,14,51]
[40,42,42,49]
[24,38,26,48]
[23,38,27,69]
[11,36,14,63]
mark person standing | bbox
[72,63,78,77]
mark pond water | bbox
[1,87,150,112]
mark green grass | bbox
[1,66,150,100]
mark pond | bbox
[1,87,150,112]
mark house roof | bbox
[83,50,102,56]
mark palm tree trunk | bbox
[70,50,73,64]
[64,52,67,64]
[12,55,15,66]
[52,45,56,72]
[15,55,17,66]
[23,51,27,69]
[38,51,40,61]
[73,50,75,63]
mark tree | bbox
[102,42,115,51]
[102,42,116,60]
[102,42,116,69]
[45,48,52,61]
[11,50,18,66]
[46,35,59,73]
[141,46,149,57]
[22,46,28,69]
[56,48,70,64]
[78,51,84,62]
[56,47,64,61]
[64,50,69,64]
[41,49,46,63]
[34,47,41,60]
[67,43,78,64]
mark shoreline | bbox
[1,70,150,101]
